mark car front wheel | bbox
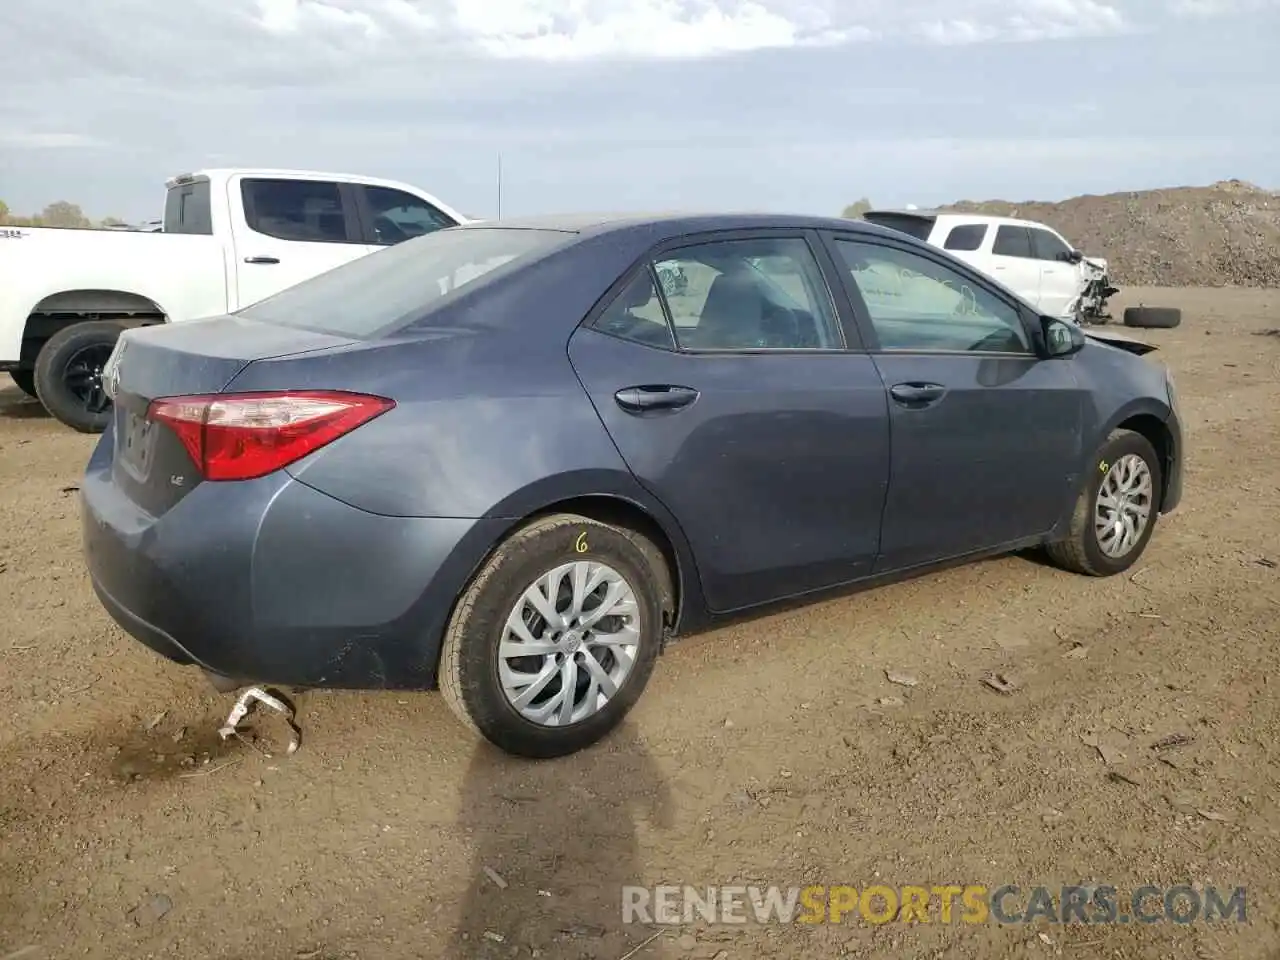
[440,513,670,758]
[1046,429,1163,576]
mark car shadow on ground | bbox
[448,722,675,959]
[0,387,49,419]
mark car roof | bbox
[454,211,908,243]
[864,208,1049,230]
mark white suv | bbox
[860,210,1116,324]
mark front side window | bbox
[649,237,842,351]
[241,178,350,243]
[362,186,457,245]
[1028,227,1073,262]
[833,239,1031,354]
[992,225,1033,259]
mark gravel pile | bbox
[941,179,1280,287]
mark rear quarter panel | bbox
[0,228,229,362]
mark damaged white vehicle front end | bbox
[1069,254,1120,326]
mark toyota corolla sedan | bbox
[82,213,1183,759]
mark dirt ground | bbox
[1,287,1278,960]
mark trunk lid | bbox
[107,315,359,516]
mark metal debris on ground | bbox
[885,670,919,687]
[1062,643,1089,660]
[482,866,508,889]
[217,686,301,755]
[1151,732,1195,751]
[981,672,1018,695]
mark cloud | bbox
[0,0,1275,219]
[0,131,109,149]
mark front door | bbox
[822,232,1086,572]
[988,224,1043,308]
[567,231,891,613]
[230,176,371,311]
[1028,226,1082,319]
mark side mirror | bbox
[1062,249,1084,264]
[1043,317,1086,357]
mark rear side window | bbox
[862,213,936,242]
[163,180,212,235]
[942,223,987,252]
[238,227,573,338]
[1028,227,1073,262]
[992,226,1033,258]
[241,178,352,243]
[591,270,676,350]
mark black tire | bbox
[1123,306,1181,329]
[8,370,36,398]
[1046,429,1163,577]
[33,321,122,433]
[440,513,671,759]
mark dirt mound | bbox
[942,181,1280,287]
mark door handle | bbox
[244,256,280,264]
[614,385,699,414]
[889,382,947,407]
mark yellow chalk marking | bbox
[574,532,589,554]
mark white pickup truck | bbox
[1,168,469,431]
[860,209,1118,326]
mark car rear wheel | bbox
[439,513,669,758]
[33,321,122,433]
[1046,429,1162,576]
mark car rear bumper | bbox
[81,437,508,690]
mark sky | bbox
[1,0,1278,222]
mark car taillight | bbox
[147,390,394,481]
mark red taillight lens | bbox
[147,390,394,481]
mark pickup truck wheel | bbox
[8,370,37,398]
[33,321,122,433]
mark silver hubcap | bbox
[498,560,641,727]
[1095,454,1154,558]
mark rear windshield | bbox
[163,180,212,235]
[862,213,936,241]
[238,227,574,338]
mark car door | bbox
[353,184,460,251]
[820,231,1086,572]
[567,230,891,613]
[230,176,369,310]
[988,225,1043,307]
[1028,226,1081,319]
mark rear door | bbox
[1028,226,1081,319]
[567,229,891,613]
[230,176,369,310]
[820,230,1085,571]
[988,224,1043,307]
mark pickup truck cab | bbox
[1,168,469,431]
[860,210,1117,326]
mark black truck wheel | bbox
[33,322,123,433]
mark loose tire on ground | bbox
[33,321,123,433]
[8,370,37,398]
[1123,306,1181,329]
[439,512,670,759]
[1045,429,1163,577]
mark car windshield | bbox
[237,227,575,338]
